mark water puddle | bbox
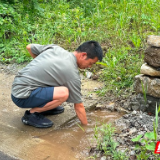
[37,110,123,160]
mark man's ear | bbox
[81,52,87,59]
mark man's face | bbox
[78,52,98,69]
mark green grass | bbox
[1,0,160,94]
[93,123,128,159]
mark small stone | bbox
[131,105,140,111]
[96,103,104,110]
[123,114,129,119]
[92,75,99,80]
[129,128,137,135]
[130,155,137,160]
[88,94,92,98]
[100,156,107,160]
[94,87,98,91]
[132,110,137,115]
[130,150,135,155]
[96,151,101,158]
[119,133,129,137]
[86,71,93,79]
[105,102,115,111]
[134,122,139,127]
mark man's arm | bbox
[26,44,37,59]
[74,103,88,125]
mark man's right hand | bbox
[74,103,88,125]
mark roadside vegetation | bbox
[1,0,160,94]
[89,106,160,159]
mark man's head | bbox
[75,40,103,69]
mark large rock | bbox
[134,74,160,98]
[147,35,160,47]
[140,63,160,77]
[144,46,160,68]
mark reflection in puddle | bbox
[38,110,123,160]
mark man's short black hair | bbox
[76,40,103,61]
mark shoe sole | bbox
[21,117,53,128]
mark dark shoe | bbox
[40,106,64,115]
[21,110,53,128]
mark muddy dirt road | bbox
[0,63,121,160]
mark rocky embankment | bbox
[115,110,160,160]
[89,109,160,160]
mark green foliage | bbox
[1,0,160,91]
[0,0,43,63]
[94,123,128,160]
[98,46,142,95]
[131,132,155,159]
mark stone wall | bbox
[129,35,160,114]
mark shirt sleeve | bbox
[65,79,82,103]
[31,44,57,56]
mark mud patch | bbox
[0,64,123,160]
[26,110,123,160]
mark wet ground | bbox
[0,151,17,160]
[0,63,124,160]
[1,62,159,159]
[37,110,123,160]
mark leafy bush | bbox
[1,0,160,93]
